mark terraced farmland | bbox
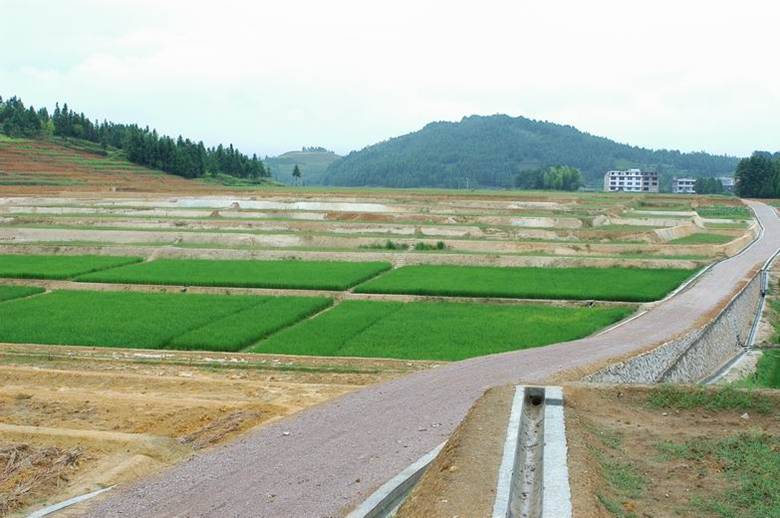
[0,191,752,269]
[0,186,759,516]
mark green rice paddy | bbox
[0,290,324,351]
[76,258,391,290]
[669,233,734,245]
[354,265,695,302]
[252,300,634,361]
[168,296,331,351]
[0,285,44,302]
[0,254,142,279]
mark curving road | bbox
[85,201,779,518]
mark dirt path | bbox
[0,277,636,309]
[82,201,780,518]
[0,345,424,517]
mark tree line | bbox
[514,165,582,191]
[693,177,726,194]
[735,152,780,198]
[0,95,268,180]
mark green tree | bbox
[735,153,779,198]
[515,165,582,191]
[292,164,302,185]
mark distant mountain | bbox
[322,115,739,188]
[265,148,341,185]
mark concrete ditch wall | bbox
[588,273,762,384]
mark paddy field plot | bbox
[76,258,391,290]
[168,296,331,351]
[355,265,695,302]
[0,253,141,279]
[0,290,329,351]
[252,300,634,361]
[0,284,44,302]
[669,233,735,245]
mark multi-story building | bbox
[603,169,659,192]
[672,177,696,194]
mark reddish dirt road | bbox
[84,201,780,518]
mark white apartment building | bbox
[603,169,659,193]
[672,177,696,194]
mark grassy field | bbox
[737,350,780,389]
[76,259,392,290]
[669,233,734,245]
[168,296,331,351]
[575,386,779,518]
[658,433,779,517]
[355,265,695,302]
[0,290,319,350]
[0,285,44,302]
[252,300,633,360]
[0,254,142,279]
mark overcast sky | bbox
[2,0,778,158]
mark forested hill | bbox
[322,115,739,188]
[0,95,268,181]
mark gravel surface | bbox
[84,201,779,518]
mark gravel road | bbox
[84,201,779,518]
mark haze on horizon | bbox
[1,0,778,159]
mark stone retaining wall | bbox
[587,273,762,384]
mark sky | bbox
[1,0,778,158]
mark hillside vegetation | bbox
[323,114,739,188]
[0,136,211,191]
[0,95,268,181]
[265,147,341,184]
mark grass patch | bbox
[252,300,633,361]
[590,428,646,517]
[413,241,447,251]
[648,385,774,414]
[0,290,315,350]
[0,254,142,280]
[76,259,391,291]
[737,350,780,389]
[167,296,331,351]
[359,240,409,250]
[597,494,637,518]
[657,433,780,517]
[697,206,751,220]
[600,457,646,498]
[669,233,734,245]
[354,265,695,302]
[0,285,44,302]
